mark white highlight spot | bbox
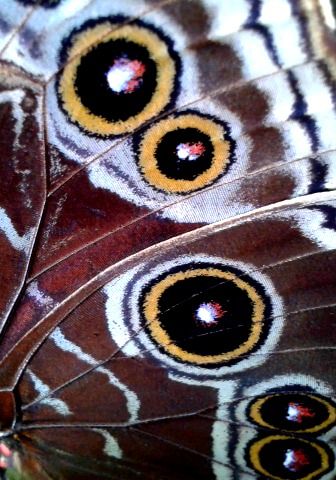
[106,58,145,94]
[287,404,300,422]
[285,402,314,424]
[176,142,205,161]
[195,302,224,327]
[284,449,297,471]
[197,304,216,324]
[284,448,309,472]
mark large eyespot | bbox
[247,435,333,480]
[57,18,180,136]
[248,393,336,434]
[134,112,234,194]
[104,255,284,377]
[139,262,271,367]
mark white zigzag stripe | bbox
[27,369,72,417]
[50,328,140,422]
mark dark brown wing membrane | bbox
[0,1,335,479]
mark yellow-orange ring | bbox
[248,435,331,480]
[137,114,231,193]
[249,394,336,434]
[142,267,266,365]
[58,23,177,136]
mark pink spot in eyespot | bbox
[194,301,226,328]
[286,402,316,423]
[284,448,310,472]
[176,142,206,161]
[106,57,146,94]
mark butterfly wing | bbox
[0,64,45,331]
[0,0,335,479]
[12,192,336,480]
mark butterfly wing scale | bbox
[0,64,45,331]
[14,193,336,479]
[0,1,335,479]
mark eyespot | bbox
[247,435,333,480]
[104,255,284,377]
[134,112,234,194]
[139,262,271,367]
[248,393,336,434]
[57,18,180,137]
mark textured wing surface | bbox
[0,1,335,479]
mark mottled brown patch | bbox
[238,169,296,209]
[248,126,285,170]
[194,40,243,93]
[162,0,210,41]
[217,83,270,129]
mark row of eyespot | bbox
[57,18,235,194]
[138,265,335,478]
[246,392,336,480]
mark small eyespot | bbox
[138,262,271,367]
[57,18,180,136]
[247,435,333,480]
[134,112,234,194]
[248,393,336,434]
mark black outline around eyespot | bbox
[246,391,336,435]
[246,434,334,480]
[55,16,181,138]
[138,261,272,368]
[132,109,236,195]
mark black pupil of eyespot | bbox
[74,39,157,122]
[155,128,214,180]
[258,439,322,479]
[156,272,255,357]
[259,395,329,431]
